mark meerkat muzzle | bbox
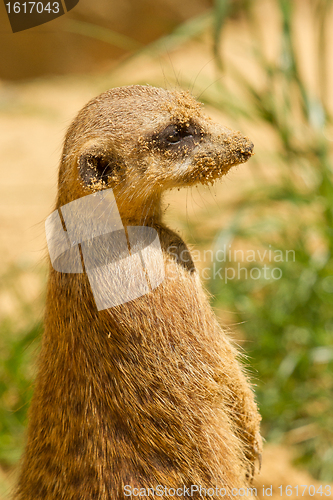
[180,130,254,186]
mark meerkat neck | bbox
[115,192,163,226]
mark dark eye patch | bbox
[163,124,194,144]
[162,123,199,144]
[151,122,202,152]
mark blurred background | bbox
[1,0,333,498]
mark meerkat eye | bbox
[163,124,194,145]
[166,129,182,144]
[150,123,201,152]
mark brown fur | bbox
[15,85,262,499]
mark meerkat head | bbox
[57,85,253,221]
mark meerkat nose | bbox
[240,140,254,159]
[245,141,254,153]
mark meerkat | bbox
[15,85,262,500]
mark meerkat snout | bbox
[145,118,254,188]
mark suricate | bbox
[15,85,262,500]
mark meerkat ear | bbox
[78,150,118,187]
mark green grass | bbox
[0,265,44,468]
